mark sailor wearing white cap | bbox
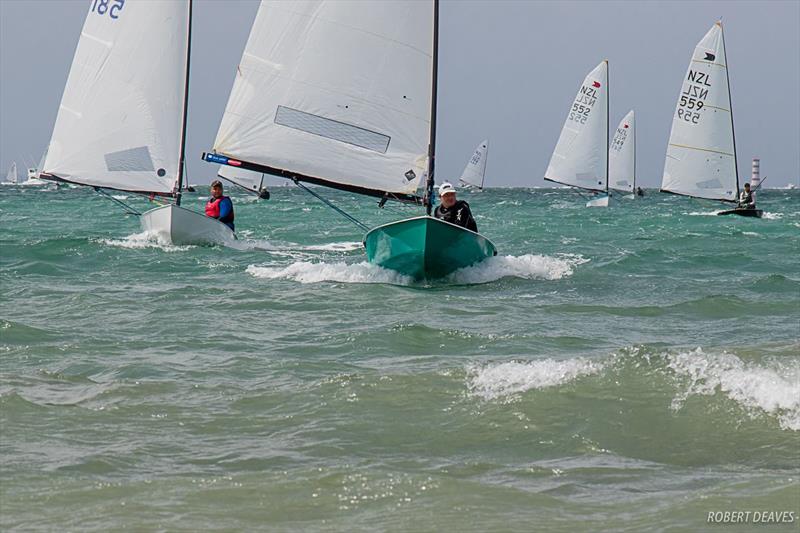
[433,182,478,232]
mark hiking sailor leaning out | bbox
[434,182,478,232]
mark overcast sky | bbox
[1,0,798,188]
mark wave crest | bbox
[467,358,604,400]
[667,348,800,431]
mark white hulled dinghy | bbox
[205,0,496,279]
[545,61,610,207]
[459,140,489,190]
[40,0,235,244]
[661,22,761,218]
[609,110,636,199]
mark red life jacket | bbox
[205,197,222,218]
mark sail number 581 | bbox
[91,0,125,19]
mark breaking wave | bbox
[467,357,604,400]
[667,348,800,431]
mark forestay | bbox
[42,0,189,195]
[459,140,488,189]
[545,61,608,192]
[609,110,635,193]
[662,22,738,201]
[212,0,433,197]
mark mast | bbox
[425,0,440,215]
[605,60,609,194]
[175,0,193,206]
[720,21,740,197]
[633,112,637,191]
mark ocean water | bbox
[1,185,798,531]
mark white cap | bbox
[438,182,456,196]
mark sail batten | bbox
[544,61,609,193]
[661,22,738,201]
[212,0,434,198]
[42,1,189,195]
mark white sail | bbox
[212,0,433,197]
[42,1,189,195]
[217,165,265,194]
[6,162,18,184]
[662,22,738,201]
[459,140,488,189]
[609,110,635,193]
[545,61,608,192]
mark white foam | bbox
[741,231,759,237]
[468,358,603,400]
[667,348,800,431]
[687,210,723,216]
[299,241,363,252]
[99,231,194,252]
[448,254,587,284]
[111,195,129,200]
[247,261,413,285]
[762,212,782,220]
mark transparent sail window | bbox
[104,146,155,172]
[275,106,390,154]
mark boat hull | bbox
[717,208,763,218]
[363,216,497,280]
[586,194,610,207]
[140,204,236,245]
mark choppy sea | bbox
[1,184,798,531]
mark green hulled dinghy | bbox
[364,216,496,280]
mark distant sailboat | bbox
[609,110,636,199]
[661,22,761,218]
[40,0,236,244]
[4,162,18,184]
[459,140,489,189]
[205,0,496,279]
[545,61,610,207]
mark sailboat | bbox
[609,110,636,199]
[204,0,496,279]
[545,61,610,207]
[459,140,489,189]
[661,22,761,218]
[4,162,18,184]
[40,0,235,244]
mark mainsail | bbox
[545,61,609,192]
[459,140,488,189]
[41,1,190,195]
[609,110,635,193]
[208,0,433,202]
[6,162,17,184]
[661,22,738,201]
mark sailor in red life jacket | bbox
[205,180,235,231]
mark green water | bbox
[1,185,798,531]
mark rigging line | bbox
[93,187,141,216]
[292,179,369,232]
